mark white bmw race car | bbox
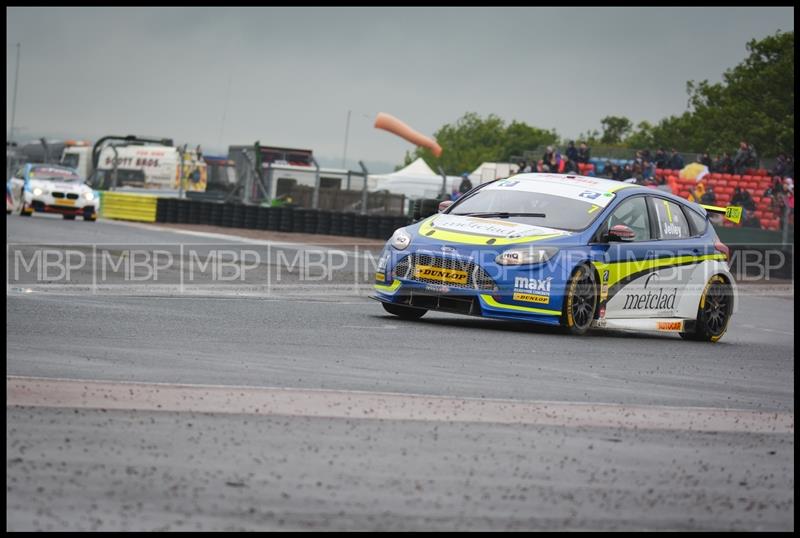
[8,163,99,221]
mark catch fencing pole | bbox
[359,161,369,215]
[311,157,321,209]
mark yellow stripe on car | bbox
[606,182,636,192]
[479,294,561,316]
[374,280,401,294]
[418,217,566,246]
[593,254,726,289]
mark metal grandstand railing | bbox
[516,145,775,170]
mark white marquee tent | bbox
[368,157,462,200]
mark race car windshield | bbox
[450,189,606,231]
[30,166,81,182]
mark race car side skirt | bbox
[593,317,693,333]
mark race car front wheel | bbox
[19,202,32,216]
[382,302,427,320]
[680,275,733,343]
[561,264,598,335]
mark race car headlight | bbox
[32,187,46,197]
[390,228,412,250]
[495,246,558,266]
[84,191,95,201]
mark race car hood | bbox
[416,213,573,246]
[28,178,89,193]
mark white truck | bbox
[59,140,93,179]
[60,137,207,193]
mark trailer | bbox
[79,136,207,193]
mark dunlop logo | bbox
[413,264,468,284]
[512,292,550,304]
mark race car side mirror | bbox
[438,200,454,213]
[606,224,636,242]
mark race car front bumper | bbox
[30,199,96,216]
[371,278,564,326]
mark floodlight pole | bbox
[342,109,351,169]
[8,43,20,143]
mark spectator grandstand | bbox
[656,167,792,231]
[515,142,794,233]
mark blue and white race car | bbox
[372,173,738,342]
[7,163,98,221]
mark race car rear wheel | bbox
[382,302,427,320]
[561,264,598,335]
[680,275,733,342]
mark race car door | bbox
[645,195,711,315]
[595,194,688,319]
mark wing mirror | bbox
[606,224,636,242]
[438,200,454,213]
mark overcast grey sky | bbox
[6,7,793,172]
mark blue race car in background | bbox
[372,173,738,342]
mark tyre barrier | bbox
[340,212,355,236]
[155,198,173,223]
[306,209,320,235]
[186,201,200,224]
[209,202,223,227]
[231,205,245,228]
[353,214,368,237]
[315,210,331,235]
[148,199,419,240]
[174,200,187,224]
[292,208,307,234]
[257,207,270,230]
[279,207,294,232]
[155,198,169,223]
[378,216,396,240]
[244,205,259,229]
[329,211,343,235]
[222,204,237,227]
[268,207,282,231]
[366,215,381,239]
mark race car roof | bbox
[484,173,636,208]
[507,173,637,192]
[501,173,711,217]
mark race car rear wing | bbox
[700,204,743,224]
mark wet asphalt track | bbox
[5,214,795,531]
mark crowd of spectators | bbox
[515,139,794,185]
[511,139,794,231]
[515,141,591,175]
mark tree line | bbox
[402,31,793,175]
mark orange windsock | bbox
[374,112,442,158]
